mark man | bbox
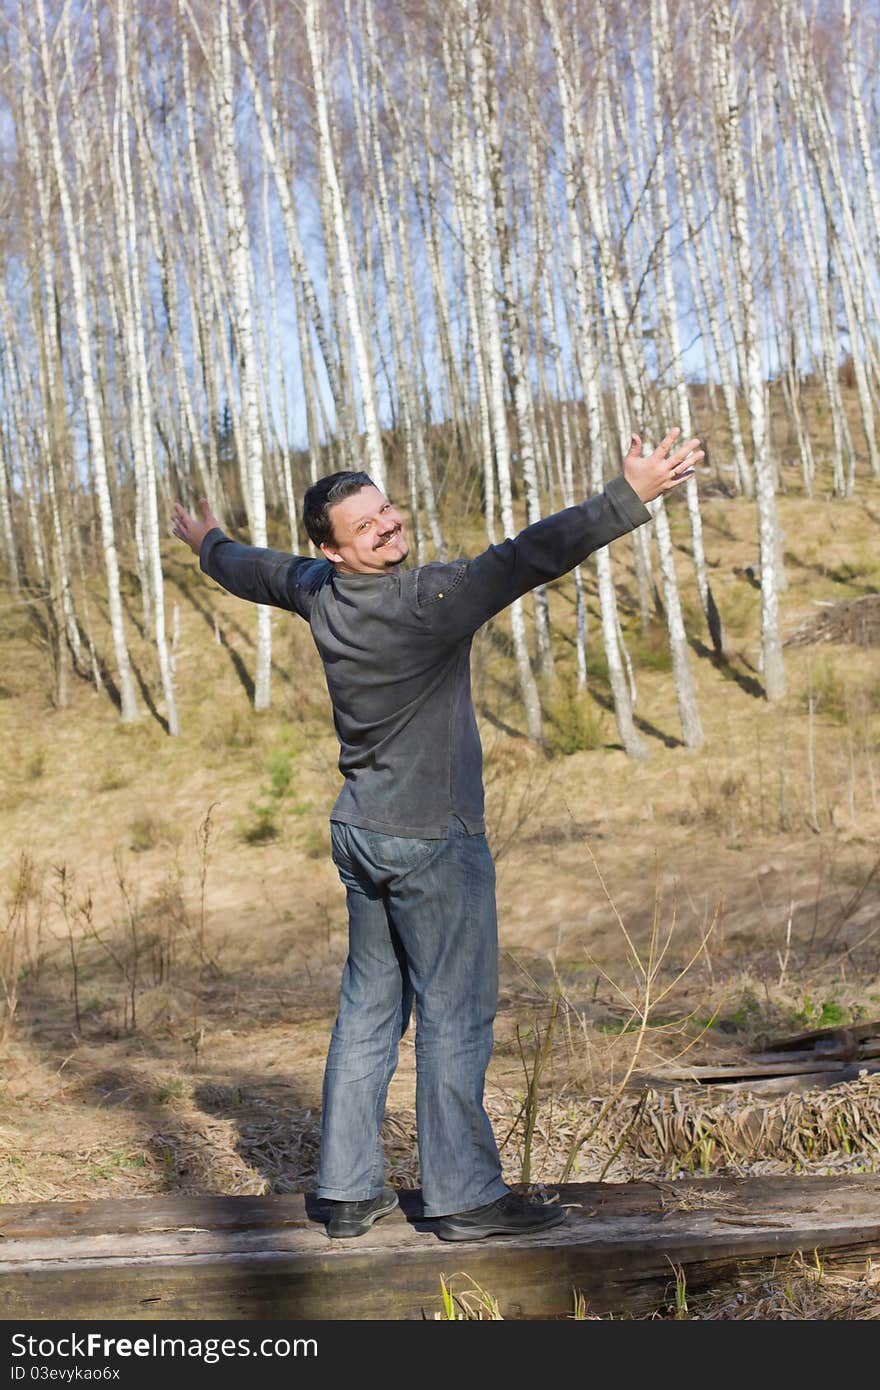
[172,426,702,1240]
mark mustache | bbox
[374,524,404,549]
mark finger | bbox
[197,497,210,516]
[666,456,702,489]
[672,449,704,474]
[656,426,681,456]
[671,438,702,466]
[666,469,695,491]
[625,432,642,460]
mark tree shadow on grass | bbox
[689,636,765,700]
[70,616,122,712]
[783,549,878,597]
[170,578,255,703]
[11,970,320,1200]
[128,654,170,734]
[590,687,684,750]
[169,571,294,698]
[478,701,526,741]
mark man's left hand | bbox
[622,427,704,504]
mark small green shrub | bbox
[222,708,257,749]
[155,1078,189,1104]
[545,681,608,757]
[800,657,847,723]
[630,619,673,672]
[793,996,850,1029]
[88,1151,148,1182]
[239,741,309,844]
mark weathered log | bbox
[752,1019,880,1059]
[635,1060,854,1082]
[635,1062,880,1096]
[1,1177,879,1320]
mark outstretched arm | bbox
[171,498,315,614]
[417,426,704,641]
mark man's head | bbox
[302,471,409,575]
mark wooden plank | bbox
[636,1060,850,1083]
[698,1064,880,1096]
[651,1063,880,1096]
[1,1177,879,1320]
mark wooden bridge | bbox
[2,1175,879,1319]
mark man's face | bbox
[320,485,409,575]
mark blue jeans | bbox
[317,816,508,1218]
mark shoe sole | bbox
[326,1193,400,1239]
[433,1206,567,1242]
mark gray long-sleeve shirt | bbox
[200,473,650,837]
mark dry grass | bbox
[485,1074,880,1185]
[689,1253,880,1320]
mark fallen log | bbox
[634,1061,880,1096]
[752,1020,880,1061]
[1,1176,879,1320]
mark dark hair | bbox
[302,471,376,548]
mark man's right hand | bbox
[171,498,222,557]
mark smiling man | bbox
[172,431,702,1241]
[314,482,410,573]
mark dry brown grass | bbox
[689,1252,880,1320]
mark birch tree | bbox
[212,0,272,709]
[33,0,139,723]
[711,0,785,700]
[304,0,386,490]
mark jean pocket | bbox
[367,831,439,876]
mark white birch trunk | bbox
[179,20,250,525]
[237,4,346,439]
[780,24,853,497]
[16,23,82,676]
[446,27,496,543]
[712,0,785,699]
[843,0,880,272]
[603,8,703,742]
[214,0,271,710]
[651,0,722,657]
[460,2,542,744]
[34,0,139,722]
[304,0,385,489]
[134,80,223,516]
[114,0,178,734]
[480,21,553,678]
[543,0,645,757]
[0,441,18,586]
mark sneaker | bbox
[324,1187,399,1239]
[431,1191,566,1242]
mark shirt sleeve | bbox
[199,529,318,618]
[417,474,650,642]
